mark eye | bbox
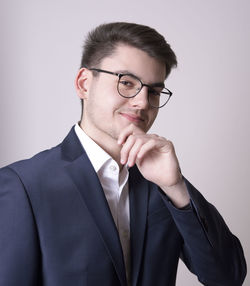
[120,80,134,87]
[119,74,140,90]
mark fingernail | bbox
[128,161,133,167]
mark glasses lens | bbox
[148,87,171,108]
[118,75,142,98]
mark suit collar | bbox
[61,127,149,286]
[74,123,111,173]
[61,127,127,285]
[60,126,84,161]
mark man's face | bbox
[79,44,166,142]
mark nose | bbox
[129,86,149,109]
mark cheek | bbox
[103,88,128,112]
[146,110,158,130]
[98,82,121,102]
[89,85,126,119]
[152,110,159,121]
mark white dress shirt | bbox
[74,124,131,284]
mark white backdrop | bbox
[0,0,249,285]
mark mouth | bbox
[120,112,145,123]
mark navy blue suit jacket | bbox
[0,127,246,286]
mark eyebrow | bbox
[115,69,165,88]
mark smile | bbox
[120,112,144,123]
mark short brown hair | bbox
[81,22,177,75]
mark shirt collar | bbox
[74,123,111,173]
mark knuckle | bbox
[136,138,143,145]
[167,140,173,146]
[152,134,159,138]
[149,138,156,145]
[128,134,136,142]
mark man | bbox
[0,22,246,286]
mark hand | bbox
[117,124,190,208]
[118,124,182,188]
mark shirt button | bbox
[110,165,117,172]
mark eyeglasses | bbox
[88,68,172,108]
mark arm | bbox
[0,167,41,286]
[118,124,247,286]
[159,178,247,286]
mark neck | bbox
[79,121,123,170]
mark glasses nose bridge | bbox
[137,83,153,99]
[141,82,152,93]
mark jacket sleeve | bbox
[0,167,41,286]
[159,177,247,286]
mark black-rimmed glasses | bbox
[88,68,172,108]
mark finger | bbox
[157,139,174,153]
[137,139,157,160]
[117,124,134,146]
[120,135,136,165]
[127,138,144,167]
[137,138,173,161]
[118,124,144,145]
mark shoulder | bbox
[0,126,86,192]
[0,144,63,193]
[2,143,61,174]
[0,126,80,179]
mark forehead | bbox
[99,44,166,83]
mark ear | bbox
[75,68,92,100]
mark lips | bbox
[120,112,144,123]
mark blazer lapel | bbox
[61,127,127,286]
[129,166,149,286]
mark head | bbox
[75,22,177,145]
[79,22,177,115]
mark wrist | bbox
[161,178,190,209]
[160,172,183,189]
